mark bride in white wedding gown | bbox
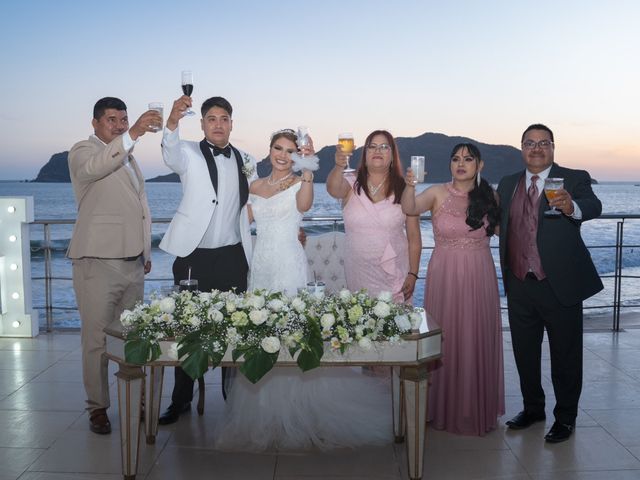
[213,129,392,451]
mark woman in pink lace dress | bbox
[401,143,504,436]
[327,130,422,303]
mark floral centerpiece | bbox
[120,288,423,384]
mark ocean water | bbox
[1,181,639,328]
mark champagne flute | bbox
[297,126,310,156]
[338,132,355,174]
[181,70,195,116]
[544,177,564,216]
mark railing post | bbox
[43,223,53,332]
[612,221,624,331]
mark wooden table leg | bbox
[401,366,429,480]
[115,364,144,480]
[144,365,164,444]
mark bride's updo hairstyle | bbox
[354,130,405,204]
[451,143,500,236]
[270,129,298,148]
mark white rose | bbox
[339,289,352,302]
[226,327,240,345]
[320,313,335,329]
[226,301,237,313]
[355,325,365,337]
[358,337,372,350]
[249,308,268,325]
[251,295,266,309]
[291,297,306,313]
[120,309,134,327]
[199,291,212,302]
[167,342,179,360]
[409,312,423,329]
[261,336,281,354]
[209,308,223,323]
[268,299,285,312]
[394,314,412,331]
[377,291,393,303]
[373,301,391,318]
[159,297,176,314]
[159,313,174,326]
[188,316,202,328]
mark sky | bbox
[0,0,638,181]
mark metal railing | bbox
[30,214,640,332]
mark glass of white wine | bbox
[338,132,355,174]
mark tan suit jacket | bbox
[67,135,151,261]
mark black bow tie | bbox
[210,144,231,158]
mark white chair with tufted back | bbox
[304,231,347,293]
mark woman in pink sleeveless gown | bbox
[327,130,422,303]
[402,143,504,436]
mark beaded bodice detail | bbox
[432,183,489,250]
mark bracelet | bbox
[302,173,314,183]
[408,272,418,279]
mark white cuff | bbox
[122,131,137,152]
[569,201,583,220]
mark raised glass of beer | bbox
[544,177,564,216]
[338,132,355,174]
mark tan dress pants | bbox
[72,257,144,413]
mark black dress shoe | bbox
[506,410,546,430]
[158,402,191,425]
[89,408,112,434]
[544,421,574,443]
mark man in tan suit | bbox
[67,97,159,434]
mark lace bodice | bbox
[432,183,489,250]
[248,183,307,295]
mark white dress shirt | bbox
[198,146,242,248]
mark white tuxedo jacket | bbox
[159,127,257,263]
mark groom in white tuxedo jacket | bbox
[158,95,257,425]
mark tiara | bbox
[270,128,296,140]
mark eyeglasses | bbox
[522,140,554,150]
[366,143,391,152]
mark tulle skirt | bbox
[213,366,393,451]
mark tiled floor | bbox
[1,320,640,479]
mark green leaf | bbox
[297,319,323,372]
[181,349,209,380]
[125,339,153,364]
[177,332,209,380]
[232,348,244,363]
[239,348,278,384]
[288,346,300,359]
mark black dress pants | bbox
[506,270,583,425]
[170,243,248,405]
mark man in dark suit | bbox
[157,95,257,425]
[497,124,603,443]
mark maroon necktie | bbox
[528,175,539,204]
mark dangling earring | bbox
[476,172,481,187]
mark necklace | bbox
[368,175,387,196]
[267,171,293,186]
